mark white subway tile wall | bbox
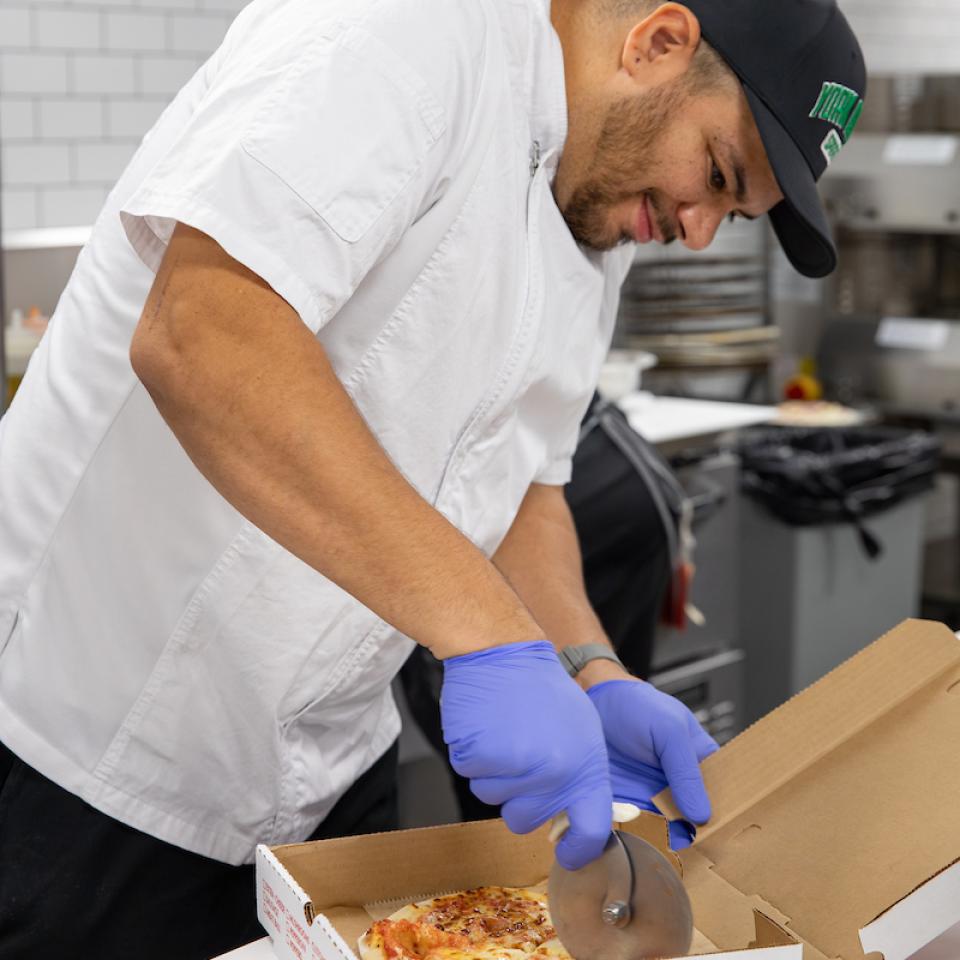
[169,12,231,52]
[34,8,102,49]
[2,0,958,231]
[0,0,245,231]
[0,101,35,142]
[106,98,167,139]
[38,184,111,226]
[105,12,169,53]
[1,52,70,95]
[0,8,31,48]
[2,189,37,228]
[75,141,140,181]
[3,143,71,186]
[138,54,199,94]
[39,99,104,140]
[72,54,138,95]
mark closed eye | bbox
[713,165,740,223]
[710,161,726,192]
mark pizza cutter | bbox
[546,804,693,960]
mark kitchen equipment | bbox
[598,351,658,402]
[855,76,960,135]
[648,650,744,748]
[821,135,960,243]
[618,255,766,332]
[649,451,742,671]
[0,228,88,415]
[547,808,693,960]
[614,219,775,400]
[812,117,960,418]
[815,88,960,626]
[641,449,747,744]
[817,316,960,420]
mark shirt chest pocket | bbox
[240,25,446,244]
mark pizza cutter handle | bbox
[548,802,642,844]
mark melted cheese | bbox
[359,887,572,960]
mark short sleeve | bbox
[120,22,449,334]
[535,455,579,488]
[533,244,636,486]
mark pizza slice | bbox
[359,886,573,960]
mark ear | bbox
[621,3,701,87]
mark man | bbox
[0,0,864,956]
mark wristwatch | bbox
[557,643,626,678]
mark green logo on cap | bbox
[821,130,843,165]
[810,81,864,153]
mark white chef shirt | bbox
[0,0,634,864]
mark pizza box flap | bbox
[656,619,960,960]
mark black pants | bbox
[0,739,398,960]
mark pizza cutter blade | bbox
[547,829,693,960]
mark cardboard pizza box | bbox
[255,619,960,960]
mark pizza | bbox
[358,886,573,960]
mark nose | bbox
[676,202,726,252]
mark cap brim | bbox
[743,86,838,279]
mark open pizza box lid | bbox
[256,619,960,960]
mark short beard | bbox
[561,82,689,250]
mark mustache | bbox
[645,192,678,246]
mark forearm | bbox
[131,225,539,660]
[492,483,632,688]
[493,487,715,844]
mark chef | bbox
[0,0,864,956]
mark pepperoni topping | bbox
[422,888,556,949]
[369,887,560,960]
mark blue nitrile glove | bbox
[587,679,719,850]
[441,640,613,871]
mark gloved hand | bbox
[586,679,719,850]
[441,640,613,871]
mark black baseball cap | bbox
[681,0,867,278]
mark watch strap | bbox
[557,643,625,678]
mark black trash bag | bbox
[738,426,941,560]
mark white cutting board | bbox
[618,394,777,444]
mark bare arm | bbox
[130,223,539,660]
[492,482,633,688]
